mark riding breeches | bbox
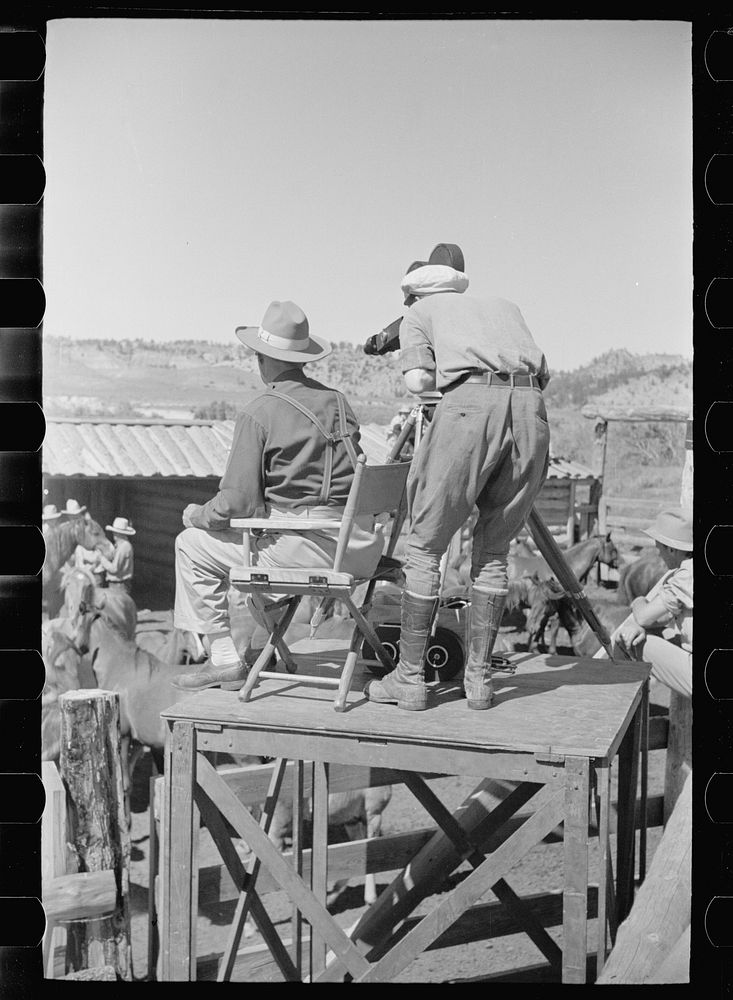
[404,381,550,596]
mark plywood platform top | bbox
[162,641,649,762]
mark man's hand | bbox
[182,503,201,528]
[613,621,647,658]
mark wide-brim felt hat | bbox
[643,508,692,551]
[236,300,331,363]
[63,499,87,515]
[43,504,62,521]
[106,516,136,536]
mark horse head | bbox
[78,514,113,557]
[599,532,619,568]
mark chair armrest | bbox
[230,518,342,532]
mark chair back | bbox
[333,455,411,573]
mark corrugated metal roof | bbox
[43,418,596,480]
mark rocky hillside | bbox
[43,338,691,428]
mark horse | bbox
[41,617,97,762]
[43,514,112,617]
[61,564,137,641]
[618,547,667,604]
[67,595,197,824]
[266,785,393,908]
[524,533,619,653]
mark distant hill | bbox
[43,337,691,425]
[543,348,691,410]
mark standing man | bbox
[172,299,384,691]
[366,244,551,712]
[99,516,136,594]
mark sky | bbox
[43,17,692,372]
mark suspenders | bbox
[264,389,359,505]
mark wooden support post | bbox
[59,690,132,980]
[562,756,590,984]
[310,761,330,978]
[663,692,692,826]
[597,772,691,984]
[161,720,197,981]
[42,761,68,978]
[615,706,641,923]
[291,759,305,978]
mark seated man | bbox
[172,300,384,691]
[612,507,692,699]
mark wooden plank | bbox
[315,780,549,983]
[162,651,650,763]
[217,756,289,982]
[41,761,67,978]
[162,720,196,981]
[194,774,300,983]
[595,765,611,973]
[311,761,330,977]
[597,773,691,984]
[397,772,562,973]
[292,760,305,979]
[663,692,691,825]
[615,709,641,924]
[44,870,117,923]
[195,788,664,910]
[198,885,602,981]
[353,783,567,983]
[562,756,590,983]
[195,752,372,980]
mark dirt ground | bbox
[123,572,671,984]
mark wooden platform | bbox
[163,644,647,770]
[159,645,650,984]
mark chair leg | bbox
[239,596,302,703]
[334,648,359,712]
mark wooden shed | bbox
[42,418,395,609]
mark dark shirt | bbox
[190,369,364,531]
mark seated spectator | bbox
[612,508,692,699]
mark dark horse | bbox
[525,532,619,654]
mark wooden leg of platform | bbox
[161,721,197,981]
[595,764,611,978]
[639,681,649,884]
[291,760,305,979]
[562,756,590,984]
[310,761,330,978]
[616,705,641,924]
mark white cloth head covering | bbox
[400,264,469,300]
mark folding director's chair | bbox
[229,455,412,711]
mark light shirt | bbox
[657,557,693,652]
[399,292,550,392]
[99,537,134,582]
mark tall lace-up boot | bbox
[364,591,439,711]
[462,587,507,710]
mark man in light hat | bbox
[172,300,384,691]
[98,516,136,595]
[42,504,62,536]
[386,402,414,458]
[613,507,693,698]
[365,243,551,712]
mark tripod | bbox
[387,393,619,661]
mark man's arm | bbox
[399,309,436,394]
[630,593,674,629]
[184,413,267,531]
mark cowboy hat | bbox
[63,498,87,515]
[235,300,331,363]
[644,508,692,551]
[42,504,62,521]
[106,516,136,536]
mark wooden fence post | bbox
[663,693,692,826]
[41,761,68,977]
[59,689,133,980]
[597,771,690,984]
